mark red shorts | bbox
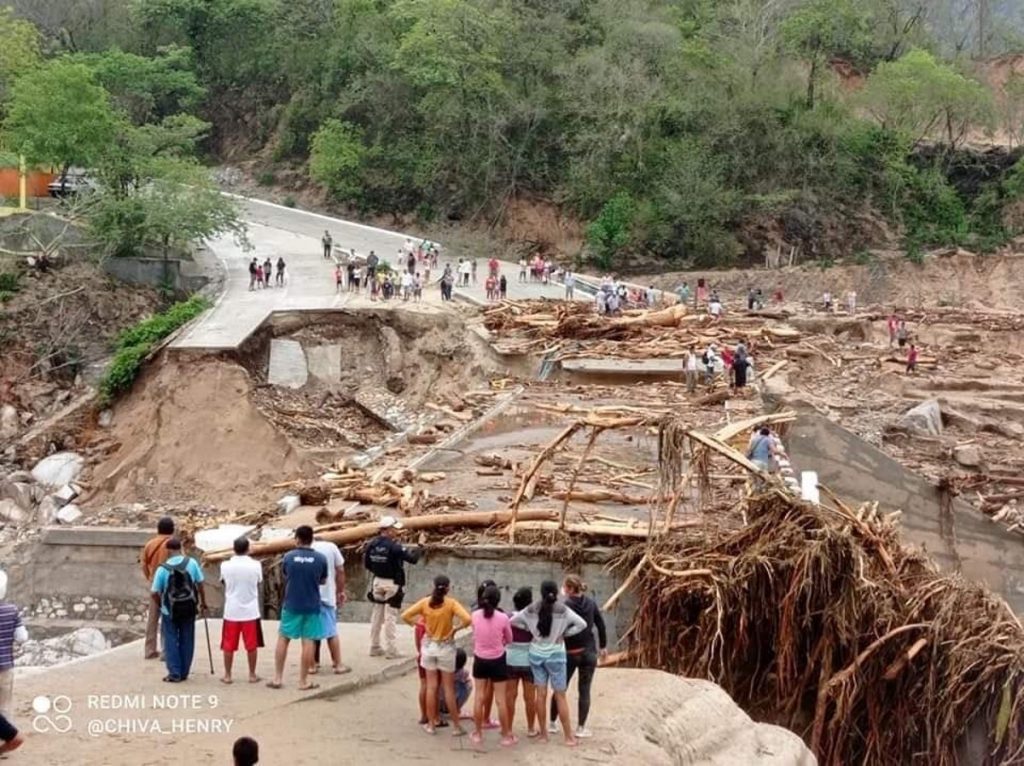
[221,620,264,652]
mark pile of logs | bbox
[482,299,805,360]
[282,464,460,517]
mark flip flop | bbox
[297,683,320,691]
[248,676,262,684]
[219,678,233,685]
[265,681,283,689]
[333,665,352,675]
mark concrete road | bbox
[172,196,573,351]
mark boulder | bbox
[0,405,17,440]
[899,399,943,436]
[590,669,815,765]
[0,499,24,525]
[31,452,84,488]
[56,504,82,524]
[954,444,983,469]
[276,494,301,514]
[0,481,34,511]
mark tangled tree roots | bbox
[616,491,1024,766]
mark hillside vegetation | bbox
[6,0,1024,269]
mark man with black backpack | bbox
[150,538,207,683]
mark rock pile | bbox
[17,627,111,668]
[0,452,85,527]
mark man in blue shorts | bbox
[267,526,327,690]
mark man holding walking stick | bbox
[150,538,208,683]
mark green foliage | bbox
[100,295,210,404]
[114,294,210,350]
[0,272,19,293]
[70,46,205,125]
[860,49,991,147]
[586,192,636,269]
[256,170,275,186]
[282,195,297,208]
[0,8,40,96]
[3,59,117,171]
[309,119,366,200]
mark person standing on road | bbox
[683,347,699,393]
[219,537,264,685]
[518,258,528,283]
[140,517,175,660]
[268,526,327,691]
[248,258,258,291]
[896,320,909,349]
[675,282,690,306]
[310,537,351,676]
[548,575,607,739]
[441,265,454,301]
[335,264,343,293]
[471,259,478,285]
[402,575,471,737]
[0,572,26,717]
[263,258,273,288]
[460,258,472,287]
[365,516,420,658]
[906,343,919,375]
[150,537,207,683]
[499,273,507,300]
[510,580,586,748]
[564,270,575,300]
[276,257,286,286]
[322,230,333,259]
[366,250,379,282]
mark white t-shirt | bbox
[709,300,722,316]
[311,540,345,606]
[460,261,472,275]
[401,272,413,288]
[220,555,263,622]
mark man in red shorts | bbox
[219,537,264,684]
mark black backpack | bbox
[162,560,199,624]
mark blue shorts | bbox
[319,604,338,640]
[529,654,568,692]
[280,608,321,641]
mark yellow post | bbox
[18,155,27,210]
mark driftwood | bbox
[205,509,560,562]
[407,433,439,445]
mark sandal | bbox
[265,681,283,689]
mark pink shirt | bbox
[471,609,513,660]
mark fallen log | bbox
[551,489,654,505]
[407,433,439,445]
[205,509,560,562]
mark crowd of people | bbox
[247,256,286,289]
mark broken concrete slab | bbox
[899,399,943,436]
[53,484,80,507]
[305,344,341,384]
[267,338,308,389]
[31,451,85,488]
[56,504,83,524]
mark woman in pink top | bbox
[471,585,515,747]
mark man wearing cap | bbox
[364,516,419,658]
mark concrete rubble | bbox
[17,627,111,669]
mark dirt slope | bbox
[85,355,305,511]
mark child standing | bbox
[470,585,515,748]
[505,587,538,737]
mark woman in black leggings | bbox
[548,574,607,738]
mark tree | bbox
[3,59,117,176]
[999,72,1024,149]
[0,7,41,97]
[71,46,205,124]
[860,49,991,148]
[586,191,636,269]
[309,119,366,200]
[780,0,874,108]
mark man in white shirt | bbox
[311,538,350,675]
[683,347,699,393]
[219,538,264,684]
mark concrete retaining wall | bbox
[102,255,209,293]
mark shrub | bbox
[282,195,297,208]
[0,272,19,292]
[100,295,210,405]
[256,170,276,186]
